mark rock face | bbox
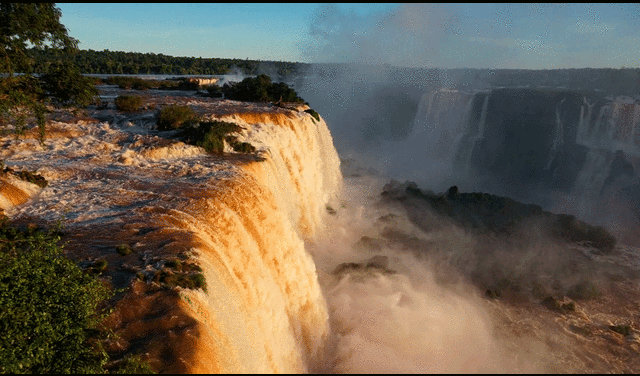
[411,88,640,220]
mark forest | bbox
[26,47,308,77]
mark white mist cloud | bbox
[308,175,545,373]
[301,3,640,69]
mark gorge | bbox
[2,75,640,373]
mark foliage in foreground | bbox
[0,217,156,374]
[0,217,112,373]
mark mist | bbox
[290,3,640,373]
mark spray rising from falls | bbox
[1,92,554,372]
[388,88,640,232]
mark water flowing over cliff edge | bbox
[4,89,640,373]
[0,99,341,373]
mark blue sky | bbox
[57,3,640,69]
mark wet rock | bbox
[332,255,396,277]
[365,255,389,270]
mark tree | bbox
[0,3,97,141]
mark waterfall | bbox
[173,109,343,372]
[0,107,343,373]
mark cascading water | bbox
[405,87,640,226]
[0,103,343,373]
[4,80,640,373]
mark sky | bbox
[57,3,640,69]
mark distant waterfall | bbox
[409,88,640,212]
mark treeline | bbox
[442,67,640,95]
[27,47,309,77]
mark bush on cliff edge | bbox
[223,74,305,103]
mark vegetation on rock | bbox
[176,120,244,155]
[223,74,305,103]
[155,104,198,131]
[305,108,320,122]
[114,95,144,112]
[0,163,48,188]
[382,182,617,253]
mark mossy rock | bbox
[116,244,133,256]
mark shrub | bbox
[158,81,180,90]
[86,259,109,275]
[1,165,48,188]
[305,109,320,122]
[152,269,206,291]
[131,79,156,91]
[176,79,199,91]
[267,81,305,103]
[586,226,616,254]
[106,76,159,91]
[177,120,241,154]
[115,95,144,112]
[110,354,155,374]
[0,218,112,373]
[156,104,199,131]
[549,215,616,253]
[206,85,223,98]
[225,135,256,153]
[609,324,632,336]
[16,170,48,188]
[165,259,182,270]
[231,141,256,153]
[223,74,304,103]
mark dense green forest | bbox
[27,47,309,77]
